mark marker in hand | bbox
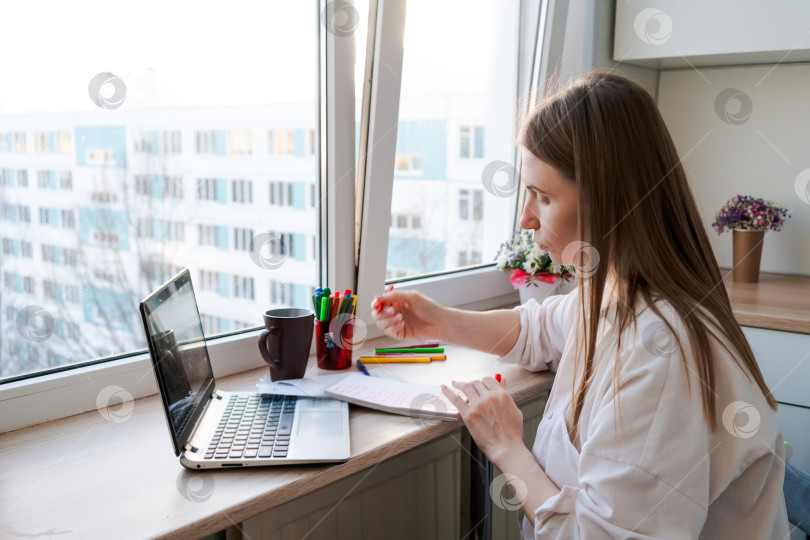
[375,284,394,314]
[495,373,503,385]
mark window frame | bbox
[0,0,568,433]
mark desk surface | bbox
[0,337,553,540]
[722,270,810,334]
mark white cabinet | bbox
[742,326,810,540]
[238,392,550,539]
[614,1,810,68]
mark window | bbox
[163,176,183,198]
[162,130,182,153]
[196,130,216,154]
[164,221,185,243]
[229,130,252,155]
[457,249,483,267]
[0,0,535,432]
[459,125,485,159]
[63,248,78,267]
[19,205,31,224]
[395,154,423,174]
[61,210,75,229]
[85,149,116,165]
[37,170,49,189]
[134,175,152,196]
[384,0,520,280]
[233,275,255,300]
[268,129,294,155]
[59,171,72,190]
[391,213,422,231]
[41,245,57,263]
[137,218,154,239]
[23,276,35,294]
[231,179,253,203]
[21,241,33,258]
[34,132,49,153]
[133,131,153,153]
[57,131,71,153]
[269,181,294,207]
[1,238,12,255]
[17,169,28,187]
[196,178,218,201]
[92,191,118,204]
[269,280,293,306]
[43,280,58,300]
[0,169,9,187]
[39,207,53,226]
[233,228,254,251]
[64,285,81,304]
[198,225,226,249]
[15,132,26,152]
[458,189,483,222]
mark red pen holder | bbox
[315,315,353,370]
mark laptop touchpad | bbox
[297,411,344,437]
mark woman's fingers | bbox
[441,385,469,411]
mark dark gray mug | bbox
[258,308,314,381]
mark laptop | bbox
[139,268,351,469]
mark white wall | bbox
[657,63,810,276]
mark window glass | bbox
[386,0,521,280]
[0,1,319,381]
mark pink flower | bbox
[509,269,560,289]
[509,269,531,289]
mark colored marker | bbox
[356,356,445,363]
[375,347,444,354]
[495,373,502,383]
[339,293,353,315]
[375,284,394,313]
[330,291,340,320]
[380,342,440,350]
[356,359,370,376]
[319,296,330,321]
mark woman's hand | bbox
[370,290,446,342]
[441,376,525,465]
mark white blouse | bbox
[500,283,789,539]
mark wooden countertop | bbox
[722,270,810,334]
[0,337,553,540]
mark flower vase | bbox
[732,229,765,283]
[518,279,561,304]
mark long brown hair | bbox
[518,70,777,442]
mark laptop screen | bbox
[139,269,215,455]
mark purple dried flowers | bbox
[712,195,790,234]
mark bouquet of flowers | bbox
[495,230,574,289]
[712,195,790,234]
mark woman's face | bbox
[518,148,580,265]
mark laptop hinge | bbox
[213,390,225,400]
[184,441,198,453]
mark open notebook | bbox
[323,373,461,421]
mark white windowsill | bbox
[0,265,519,433]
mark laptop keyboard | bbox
[205,395,297,460]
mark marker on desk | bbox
[381,342,440,350]
[356,359,370,376]
[357,356,445,363]
[375,347,444,354]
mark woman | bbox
[371,71,788,538]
